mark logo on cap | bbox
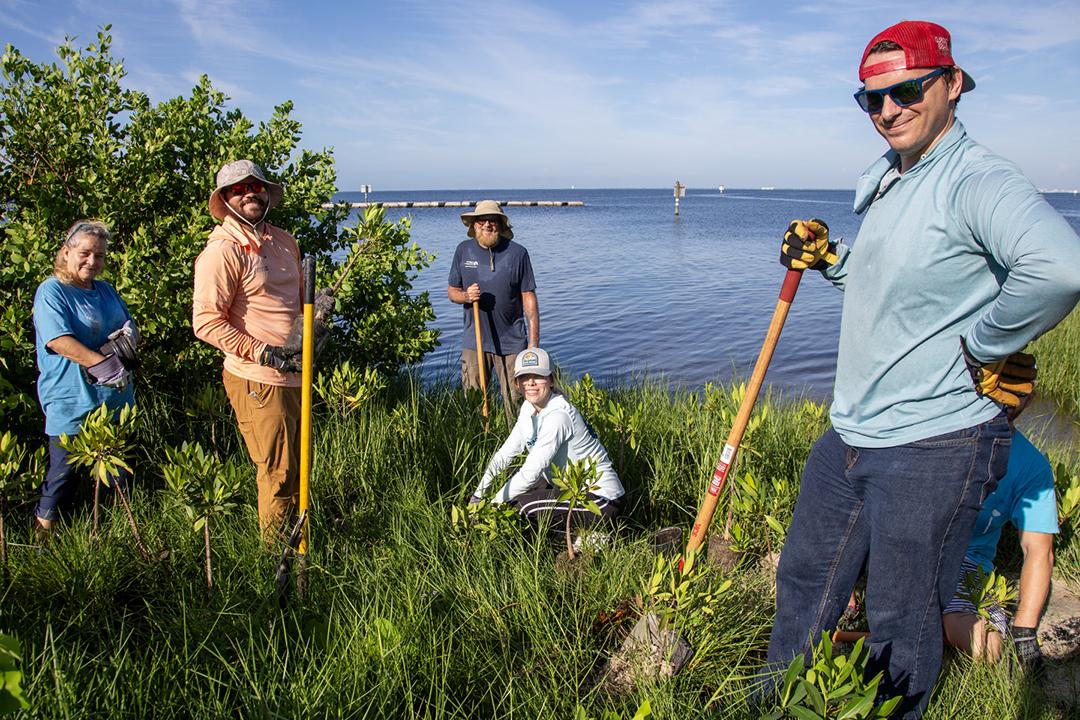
[520,352,539,367]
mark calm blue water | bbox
[333,188,1080,405]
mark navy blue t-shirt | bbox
[448,238,536,355]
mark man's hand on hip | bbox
[961,339,1036,414]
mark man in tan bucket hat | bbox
[193,159,322,540]
[448,200,539,424]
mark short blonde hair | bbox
[54,220,111,285]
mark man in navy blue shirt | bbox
[448,200,539,424]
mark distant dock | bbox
[322,200,585,209]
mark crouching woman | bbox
[470,348,625,532]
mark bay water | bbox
[334,187,1080,446]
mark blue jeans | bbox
[35,436,127,521]
[764,416,1011,719]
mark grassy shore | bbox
[1031,307,1080,419]
[4,377,1078,718]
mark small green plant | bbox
[565,374,608,420]
[956,566,1017,630]
[58,404,149,558]
[162,441,245,590]
[1055,461,1080,528]
[450,497,520,539]
[642,548,731,632]
[314,361,387,416]
[574,699,652,720]
[0,432,43,569]
[0,633,29,715]
[183,383,229,455]
[761,633,901,720]
[550,458,603,560]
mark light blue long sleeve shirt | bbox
[823,121,1080,446]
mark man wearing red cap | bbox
[766,21,1080,718]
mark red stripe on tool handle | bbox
[682,267,804,567]
[779,268,802,303]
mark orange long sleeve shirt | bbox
[192,216,302,387]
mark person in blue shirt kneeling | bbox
[943,430,1057,668]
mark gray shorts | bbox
[943,558,1010,636]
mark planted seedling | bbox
[163,441,244,591]
[58,404,148,558]
[956,566,1017,631]
[450,496,519,539]
[760,632,901,720]
[183,383,228,455]
[550,457,603,561]
[1055,461,1080,529]
[314,360,386,416]
[0,432,43,569]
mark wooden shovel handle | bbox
[684,269,803,559]
[472,302,489,419]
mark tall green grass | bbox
[3,377,1077,718]
[1031,307,1080,419]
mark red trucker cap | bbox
[859,20,975,92]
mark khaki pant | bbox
[461,349,520,427]
[223,369,301,539]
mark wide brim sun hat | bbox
[208,159,284,221]
[461,199,514,240]
[513,348,552,378]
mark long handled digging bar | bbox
[683,267,804,562]
[276,256,318,603]
[297,256,316,588]
[472,301,490,429]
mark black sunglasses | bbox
[853,68,948,114]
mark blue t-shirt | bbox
[965,431,1059,572]
[448,238,536,355]
[33,277,136,436]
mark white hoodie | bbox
[473,393,624,503]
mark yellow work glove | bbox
[961,338,1037,415]
[780,219,838,271]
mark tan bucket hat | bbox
[460,199,513,240]
[208,160,284,221]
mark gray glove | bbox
[282,315,330,356]
[83,353,131,389]
[99,321,139,369]
[314,288,335,320]
[1011,625,1044,671]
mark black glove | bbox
[82,353,131,389]
[99,321,139,370]
[259,345,302,373]
[1010,626,1044,671]
[780,219,838,271]
[961,339,1036,414]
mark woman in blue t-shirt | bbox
[32,220,138,536]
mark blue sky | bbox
[3,0,1079,190]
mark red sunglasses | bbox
[228,180,266,195]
